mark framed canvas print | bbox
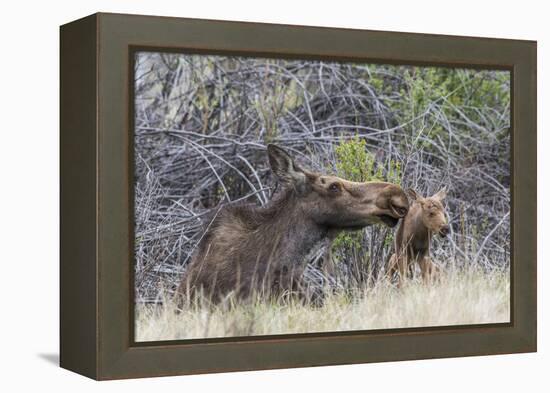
[60,13,537,380]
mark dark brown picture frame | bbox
[60,12,537,380]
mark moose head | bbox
[406,188,450,237]
[267,144,409,229]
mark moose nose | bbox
[440,225,450,237]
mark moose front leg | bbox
[396,255,409,288]
[387,253,408,287]
[419,256,440,283]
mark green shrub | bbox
[332,137,403,276]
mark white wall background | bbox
[0,0,546,391]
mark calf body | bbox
[387,188,449,285]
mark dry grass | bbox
[135,266,509,341]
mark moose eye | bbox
[328,183,340,192]
[396,207,407,216]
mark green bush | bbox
[332,137,402,277]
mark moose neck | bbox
[412,213,430,240]
[255,188,329,267]
[402,202,431,254]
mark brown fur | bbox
[178,144,409,302]
[387,188,449,285]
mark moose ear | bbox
[267,144,306,186]
[406,188,421,202]
[433,187,448,201]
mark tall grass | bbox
[135,265,509,341]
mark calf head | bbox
[407,188,450,237]
[268,144,409,229]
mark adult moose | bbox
[178,144,409,302]
[387,188,449,286]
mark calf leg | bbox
[387,253,409,287]
[408,261,416,279]
[386,253,398,282]
[419,256,440,284]
[397,255,409,288]
[386,253,396,280]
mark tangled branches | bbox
[134,52,510,303]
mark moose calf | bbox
[387,188,449,285]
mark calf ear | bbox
[433,187,448,201]
[267,144,307,186]
[406,188,421,202]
